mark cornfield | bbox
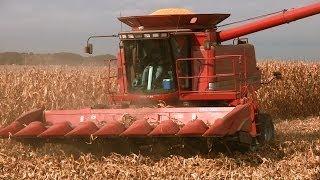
[0,61,319,179]
[0,65,117,125]
[257,61,320,118]
[0,61,319,124]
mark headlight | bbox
[135,34,143,38]
[143,34,151,38]
[160,33,168,38]
[127,34,134,39]
[121,34,127,39]
[152,33,160,38]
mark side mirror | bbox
[261,71,282,85]
[273,71,282,80]
[85,44,93,54]
[104,58,117,66]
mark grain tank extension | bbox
[1,3,319,152]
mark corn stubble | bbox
[0,61,319,179]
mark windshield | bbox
[123,39,175,93]
[123,36,190,94]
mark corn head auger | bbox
[1,3,319,152]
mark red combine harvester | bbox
[1,3,319,152]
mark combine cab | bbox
[1,3,319,152]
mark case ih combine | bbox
[1,3,319,152]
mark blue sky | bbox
[0,0,319,60]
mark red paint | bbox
[179,92,238,101]
[44,107,233,127]
[177,120,208,136]
[219,3,320,42]
[118,14,230,30]
[38,122,73,138]
[65,121,99,137]
[149,120,180,136]
[14,121,47,138]
[0,122,24,138]
[0,108,44,137]
[113,92,179,104]
[203,104,254,137]
[203,118,225,137]
[15,108,44,125]
[93,121,126,137]
[121,120,153,137]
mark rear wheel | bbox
[256,113,275,146]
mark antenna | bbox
[175,15,181,32]
[120,11,123,31]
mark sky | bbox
[0,0,319,60]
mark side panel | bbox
[214,44,261,92]
[117,49,126,94]
[44,107,235,127]
[191,46,206,91]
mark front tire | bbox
[256,113,275,146]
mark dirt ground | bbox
[0,117,319,179]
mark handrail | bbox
[175,55,244,94]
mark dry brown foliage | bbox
[1,61,319,124]
[0,65,116,124]
[257,61,320,118]
[0,61,319,179]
